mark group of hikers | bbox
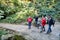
[27,15,55,34]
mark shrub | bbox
[55,13,60,22]
[13,35,27,40]
[0,10,4,19]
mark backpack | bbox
[51,18,55,25]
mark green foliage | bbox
[34,0,57,16]
[13,35,27,40]
[55,13,60,22]
[0,0,60,23]
[0,10,4,19]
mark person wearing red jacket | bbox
[40,16,46,33]
[27,16,33,29]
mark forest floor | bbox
[0,22,60,40]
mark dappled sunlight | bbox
[0,0,60,23]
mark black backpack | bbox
[51,18,55,25]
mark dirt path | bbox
[0,22,60,40]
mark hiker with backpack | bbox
[27,16,33,29]
[46,15,55,34]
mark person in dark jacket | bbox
[34,15,39,27]
[35,16,38,24]
[46,15,55,34]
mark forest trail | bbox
[0,22,60,40]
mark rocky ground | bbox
[0,22,60,40]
